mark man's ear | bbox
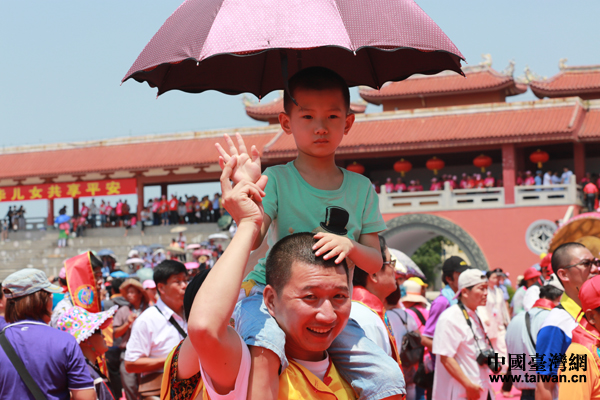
[279,112,293,135]
[343,113,355,135]
[156,282,166,297]
[585,309,596,325]
[263,285,278,318]
[556,268,569,284]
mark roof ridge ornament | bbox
[501,60,515,77]
[559,58,568,71]
[516,66,545,84]
[480,53,492,68]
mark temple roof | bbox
[359,64,527,105]
[530,62,600,99]
[261,97,590,160]
[245,96,367,122]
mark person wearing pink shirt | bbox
[483,171,495,188]
[430,178,442,191]
[394,178,406,193]
[105,202,113,227]
[385,177,395,193]
[524,170,535,186]
[459,173,468,189]
[415,180,423,192]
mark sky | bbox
[1,1,600,218]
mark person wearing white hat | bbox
[432,269,496,400]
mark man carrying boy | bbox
[217,67,404,400]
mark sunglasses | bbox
[383,259,397,269]
[563,258,600,270]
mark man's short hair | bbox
[551,242,587,272]
[353,235,386,288]
[154,260,187,286]
[539,285,563,302]
[5,290,52,324]
[183,269,211,321]
[90,253,103,270]
[266,232,348,294]
[283,67,350,114]
[111,277,125,295]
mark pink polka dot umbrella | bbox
[122,0,464,98]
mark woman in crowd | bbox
[112,278,150,400]
[57,306,118,400]
[0,269,95,399]
[478,269,510,367]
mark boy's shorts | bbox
[234,283,405,400]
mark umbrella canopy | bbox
[152,248,166,256]
[123,0,464,98]
[208,233,229,241]
[98,249,116,259]
[185,262,200,270]
[136,267,154,282]
[170,226,188,233]
[166,246,186,255]
[186,244,201,250]
[549,212,600,253]
[125,258,146,265]
[55,214,71,224]
[150,244,164,250]
[389,248,426,279]
[110,270,129,279]
[193,249,212,257]
[133,245,150,254]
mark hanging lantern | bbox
[393,159,412,177]
[473,154,492,173]
[529,149,550,169]
[426,156,445,175]
[346,161,365,174]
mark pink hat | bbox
[59,267,66,280]
[523,267,542,281]
[57,306,118,343]
[142,280,156,289]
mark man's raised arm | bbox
[187,156,268,393]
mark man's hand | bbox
[215,133,262,185]
[465,382,483,400]
[221,156,268,227]
[127,312,138,325]
[313,232,354,264]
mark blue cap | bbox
[2,268,62,299]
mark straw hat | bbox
[400,280,428,304]
[57,306,118,343]
[119,278,150,305]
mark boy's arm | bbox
[188,157,267,393]
[312,231,383,274]
[252,213,271,250]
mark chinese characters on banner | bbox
[0,179,137,202]
[489,352,587,372]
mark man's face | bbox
[279,88,354,160]
[487,273,499,288]
[447,271,462,293]
[93,267,103,294]
[124,286,142,306]
[462,282,488,310]
[265,261,351,361]
[158,272,188,308]
[558,247,598,292]
[372,248,397,299]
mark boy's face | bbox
[279,88,354,159]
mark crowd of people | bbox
[3,67,600,400]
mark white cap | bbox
[128,249,139,258]
[453,269,487,299]
[544,273,564,291]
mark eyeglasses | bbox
[562,258,600,270]
[383,259,396,269]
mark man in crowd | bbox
[168,194,179,225]
[89,199,98,228]
[351,236,401,359]
[124,260,188,394]
[505,279,564,400]
[535,242,598,400]
[432,269,493,400]
[421,256,470,352]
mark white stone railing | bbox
[514,176,583,207]
[378,183,504,213]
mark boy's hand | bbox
[215,133,262,185]
[221,156,268,228]
[312,232,354,264]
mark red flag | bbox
[64,252,101,313]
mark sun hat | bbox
[57,306,118,343]
[142,280,156,289]
[185,262,200,270]
[59,267,67,280]
[523,266,542,281]
[128,249,140,258]
[579,275,600,312]
[407,277,428,288]
[453,269,487,299]
[119,278,150,304]
[544,273,564,291]
[2,268,62,299]
[400,280,428,304]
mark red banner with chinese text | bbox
[0,179,136,202]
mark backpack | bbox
[390,309,424,368]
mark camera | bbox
[477,349,502,374]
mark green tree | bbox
[411,236,452,284]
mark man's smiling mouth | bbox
[307,326,333,334]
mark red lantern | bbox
[426,156,445,175]
[346,161,365,174]
[473,154,492,173]
[393,159,412,177]
[530,149,549,169]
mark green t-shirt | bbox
[245,161,386,285]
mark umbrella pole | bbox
[279,50,297,106]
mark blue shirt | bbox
[536,294,581,376]
[0,320,94,399]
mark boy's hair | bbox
[266,232,348,294]
[111,277,125,294]
[153,260,187,286]
[283,67,350,114]
[539,285,563,302]
[353,235,387,288]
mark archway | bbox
[383,214,489,271]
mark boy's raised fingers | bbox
[251,145,261,165]
[235,132,248,155]
[224,133,239,156]
[220,156,238,193]
[215,143,231,162]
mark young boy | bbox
[217,67,404,400]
